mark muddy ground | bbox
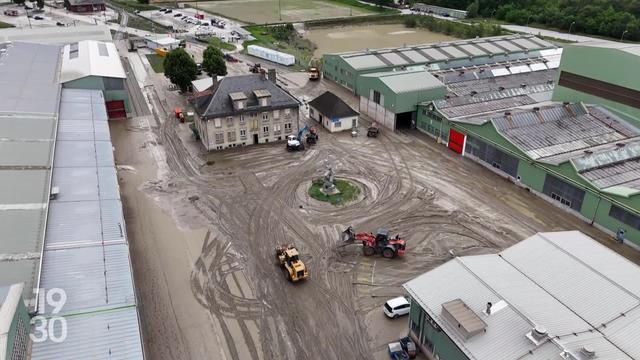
[112,48,640,360]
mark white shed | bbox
[146,36,181,50]
[308,91,358,133]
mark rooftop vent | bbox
[547,79,554,84]
[505,64,511,69]
[479,68,485,73]
[485,302,492,315]
[563,102,570,106]
[616,143,626,148]
[50,186,60,200]
[441,299,487,340]
[521,83,527,88]
[533,107,540,112]
[580,346,596,359]
[526,325,548,345]
[458,70,465,75]
[542,58,549,63]
[498,86,505,91]
[504,111,512,116]
[584,150,593,155]
[470,91,477,96]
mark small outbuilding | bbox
[64,0,105,13]
[308,91,358,133]
[146,37,182,51]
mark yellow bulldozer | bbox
[275,245,308,282]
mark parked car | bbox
[56,21,66,26]
[134,10,140,14]
[33,15,44,20]
[383,297,410,319]
[165,9,172,13]
[174,13,181,17]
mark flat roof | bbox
[31,89,143,359]
[331,35,556,71]
[404,231,640,360]
[0,42,61,301]
[363,70,444,94]
[0,26,112,45]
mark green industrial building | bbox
[60,40,129,118]
[322,34,557,92]
[0,283,30,360]
[553,41,640,127]
[413,41,640,248]
[357,69,446,129]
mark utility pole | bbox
[621,29,629,41]
[278,0,281,21]
[569,21,576,34]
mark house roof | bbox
[404,231,640,360]
[331,35,556,71]
[197,74,299,118]
[308,91,358,119]
[67,0,105,6]
[0,42,61,300]
[60,40,125,83]
[149,37,181,46]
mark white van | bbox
[383,297,410,318]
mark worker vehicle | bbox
[155,47,169,57]
[174,107,185,122]
[287,125,312,151]
[384,297,410,319]
[4,9,19,16]
[306,127,318,145]
[342,226,407,258]
[308,67,320,80]
[275,245,308,282]
[248,63,262,73]
[367,123,380,138]
[388,342,410,360]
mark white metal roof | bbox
[404,231,640,360]
[60,40,126,83]
[149,37,181,46]
[0,25,112,45]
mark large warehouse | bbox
[414,40,640,248]
[404,231,640,360]
[322,34,558,91]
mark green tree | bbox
[36,0,44,8]
[163,48,198,92]
[466,0,479,18]
[202,45,227,78]
[404,16,417,28]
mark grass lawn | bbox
[127,15,169,33]
[243,24,316,67]
[207,37,236,51]
[0,21,14,28]
[110,0,158,12]
[146,54,165,73]
[308,178,360,205]
[195,0,379,25]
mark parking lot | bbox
[0,4,117,28]
[139,7,247,41]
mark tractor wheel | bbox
[363,246,375,256]
[382,248,396,259]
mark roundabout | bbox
[307,177,360,205]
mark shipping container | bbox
[247,45,295,66]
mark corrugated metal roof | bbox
[31,307,143,360]
[32,88,143,359]
[0,42,61,301]
[337,35,557,71]
[0,25,112,45]
[60,40,126,83]
[363,70,444,94]
[403,231,640,360]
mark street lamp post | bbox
[278,0,282,21]
[621,30,629,41]
[569,21,576,34]
[526,15,533,26]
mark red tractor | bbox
[342,226,406,258]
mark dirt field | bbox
[304,24,458,57]
[190,0,371,24]
[113,43,640,360]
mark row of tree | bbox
[164,42,227,92]
[411,0,640,41]
[405,13,503,38]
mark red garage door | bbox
[448,128,466,154]
[106,100,126,119]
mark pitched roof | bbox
[308,91,358,119]
[198,74,299,118]
[60,40,125,83]
[404,231,640,360]
[67,0,105,5]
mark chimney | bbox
[267,68,276,83]
[260,69,267,81]
[486,302,492,315]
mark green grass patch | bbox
[110,0,158,12]
[308,178,360,205]
[243,24,316,68]
[207,37,236,51]
[327,0,398,14]
[127,15,169,33]
[146,54,165,73]
[0,21,14,29]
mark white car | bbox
[384,297,410,318]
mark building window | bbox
[542,174,585,211]
[215,133,224,144]
[237,101,244,109]
[262,112,269,121]
[284,108,291,118]
[274,123,281,135]
[310,108,315,116]
[373,90,381,104]
[273,109,280,119]
[250,112,257,118]
[69,42,79,59]
[335,121,341,128]
[239,114,246,124]
[227,131,236,142]
[263,125,269,135]
[558,71,640,109]
[609,205,640,231]
[284,123,292,133]
[240,129,247,140]
[214,118,221,128]
[260,97,269,106]
[227,116,234,127]
[103,77,124,90]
